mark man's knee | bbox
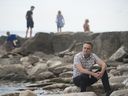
[80,74,89,80]
[102,70,109,80]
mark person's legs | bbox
[60,27,61,32]
[30,28,32,38]
[26,28,29,38]
[26,20,30,38]
[57,27,59,32]
[57,23,62,32]
[101,71,111,91]
[101,70,112,96]
[57,23,59,32]
[58,28,60,32]
[26,20,33,38]
[29,21,34,38]
[73,74,98,92]
[87,75,98,86]
[73,74,87,92]
[79,74,89,92]
[73,76,80,87]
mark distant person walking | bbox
[83,19,90,32]
[25,6,35,38]
[56,10,65,32]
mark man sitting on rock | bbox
[73,41,112,96]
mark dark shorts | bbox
[27,20,34,28]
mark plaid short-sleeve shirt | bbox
[73,52,101,78]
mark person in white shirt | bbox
[73,41,112,96]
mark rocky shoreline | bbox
[0,31,128,96]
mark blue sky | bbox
[0,0,128,37]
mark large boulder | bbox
[120,31,128,49]
[52,32,74,53]
[110,89,128,96]
[0,36,6,45]
[52,32,128,59]
[93,32,121,59]
[0,64,27,81]
[52,32,99,53]
[7,31,128,60]
[64,86,80,93]
[109,46,128,62]
[15,32,54,55]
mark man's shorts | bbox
[27,20,34,28]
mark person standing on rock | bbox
[73,41,112,96]
[25,6,35,38]
[83,19,90,32]
[56,10,65,32]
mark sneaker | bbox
[106,90,112,96]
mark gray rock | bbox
[45,92,97,96]
[37,71,55,80]
[110,89,128,96]
[20,55,39,65]
[59,71,73,78]
[19,90,37,96]
[0,64,27,81]
[29,63,48,75]
[63,86,80,93]
[109,46,128,62]
[47,57,63,69]
[51,65,72,75]
[123,58,128,63]
[43,83,70,90]
[109,76,128,83]
[117,64,128,73]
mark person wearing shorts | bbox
[25,6,35,38]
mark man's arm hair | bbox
[97,59,107,74]
[94,54,107,74]
[75,64,95,76]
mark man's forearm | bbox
[82,68,95,76]
[101,63,107,73]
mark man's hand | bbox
[97,71,104,78]
[92,72,102,79]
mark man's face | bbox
[31,7,35,11]
[82,43,92,55]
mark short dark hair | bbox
[6,31,10,35]
[31,6,35,9]
[84,41,93,48]
[85,19,89,23]
[58,10,61,14]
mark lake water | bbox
[0,83,49,96]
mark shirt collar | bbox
[81,52,92,58]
